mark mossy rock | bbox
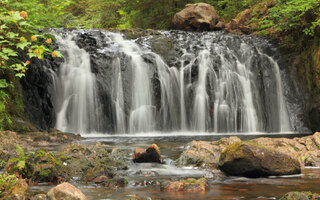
[218,141,301,177]
[279,191,320,200]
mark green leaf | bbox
[16,42,30,50]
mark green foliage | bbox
[6,145,27,176]
[0,0,73,29]
[0,173,17,198]
[267,0,320,36]
[5,145,69,182]
[0,8,63,130]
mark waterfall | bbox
[53,34,101,133]
[47,30,296,134]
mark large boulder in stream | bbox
[47,182,87,200]
[218,141,301,177]
[172,3,219,31]
[178,136,241,169]
[133,144,162,163]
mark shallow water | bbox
[31,133,320,200]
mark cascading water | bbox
[52,34,101,133]
[46,29,300,134]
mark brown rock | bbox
[93,176,108,184]
[178,136,241,169]
[219,141,301,177]
[239,25,251,34]
[215,21,225,30]
[251,132,320,167]
[172,3,219,31]
[161,178,208,192]
[133,144,162,163]
[47,182,87,200]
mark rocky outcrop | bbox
[160,178,208,192]
[57,143,129,183]
[218,141,301,177]
[177,136,241,169]
[47,182,87,200]
[178,133,320,169]
[172,3,219,31]
[133,144,162,163]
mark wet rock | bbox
[279,191,320,200]
[104,177,128,188]
[32,194,47,200]
[172,3,219,31]
[47,182,87,200]
[178,136,241,169]
[161,178,208,192]
[93,175,108,184]
[219,141,301,177]
[133,144,162,163]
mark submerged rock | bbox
[133,144,162,163]
[178,136,241,169]
[47,182,87,200]
[172,3,219,31]
[161,178,208,192]
[279,191,320,200]
[218,141,301,177]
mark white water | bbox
[54,35,101,133]
[111,33,155,133]
[51,30,293,135]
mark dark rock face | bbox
[20,57,62,130]
[172,3,219,31]
[218,141,301,177]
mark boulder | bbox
[251,132,320,167]
[218,141,301,177]
[279,191,320,200]
[172,3,219,31]
[178,136,241,169]
[47,182,87,200]
[133,144,162,163]
[160,178,208,192]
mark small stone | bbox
[94,176,108,184]
[161,178,208,192]
[32,194,47,200]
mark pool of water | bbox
[31,133,320,200]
